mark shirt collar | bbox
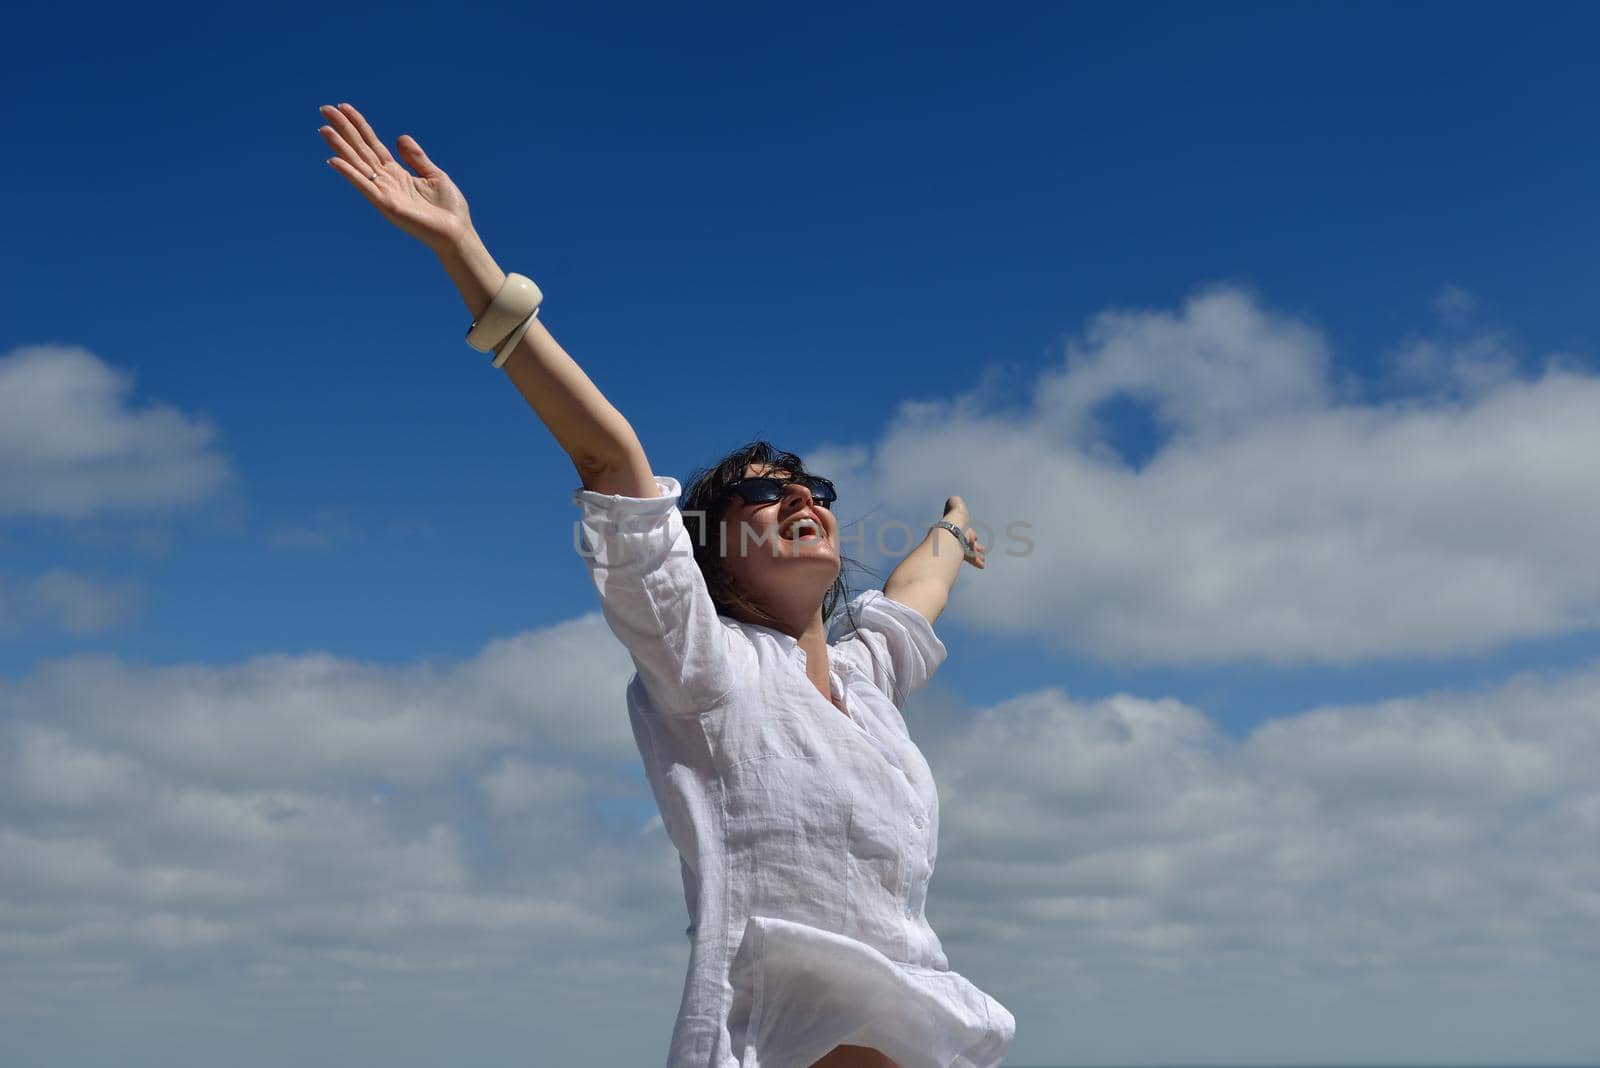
[731,617,799,649]
[727,617,856,674]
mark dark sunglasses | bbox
[722,475,837,509]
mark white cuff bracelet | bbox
[465,272,544,367]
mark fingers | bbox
[958,523,986,569]
[397,133,440,177]
[334,102,396,167]
[317,103,390,174]
[937,492,985,567]
[319,123,373,180]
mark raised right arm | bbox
[317,100,655,499]
[319,100,734,711]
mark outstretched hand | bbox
[317,101,473,255]
[941,496,987,569]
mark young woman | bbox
[318,101,1016,1068]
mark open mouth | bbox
[780,515,825,543]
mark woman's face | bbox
[717,463,842,621]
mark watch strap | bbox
[933,520,973,555]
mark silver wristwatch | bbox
[932,520,972,555]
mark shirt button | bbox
[911,814,925,829]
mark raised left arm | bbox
[882,496,987,627]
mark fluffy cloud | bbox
[3,626,1598,1064]
[0,614,689,1059]
[0,345,232,520]
[919,663,1600,1063]
[0,344,231,636]
[6,292,1597,1065]
[809,284,1600,666]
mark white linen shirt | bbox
[573,474,1016,1068]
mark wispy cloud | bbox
[0,568,144,635]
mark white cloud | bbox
[6,289,1598,1064]
[809,283,1600,666]
[1386,284,1522,401]
[0,613,686,1056]
[913,663,1600,1063]
[1032,282,1336,446]
[7,615,636,791]
[1,626,1598,1063]
[0,344,232,520]
[0,568,144,635]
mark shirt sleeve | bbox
[827,588,948,709]
[572,474,739,714]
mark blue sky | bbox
[4,2,1599,1066]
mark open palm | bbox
[317,101,472,254]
